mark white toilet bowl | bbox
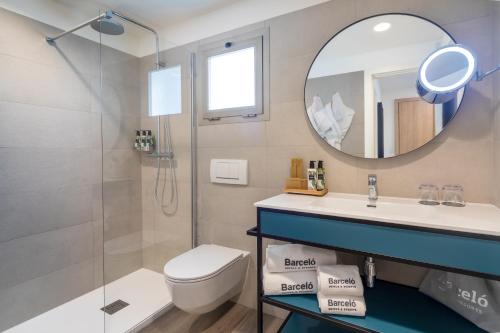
[163,244,250,314]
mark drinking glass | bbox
[442,185,465,207]
[418,184,440,205]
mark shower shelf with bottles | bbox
[134,130,175,160]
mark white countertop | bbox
[255,193,500,237]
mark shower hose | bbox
[154,116,178,216]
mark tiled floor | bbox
[140,302,284,333]
[4,269,172,333]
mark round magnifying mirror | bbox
[417,45,477,104]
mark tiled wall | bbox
[0,9,142,330]
[151,0,497,312]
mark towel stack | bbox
[263,244,336,296]
[262,243,367,317]
[317,265,366,316]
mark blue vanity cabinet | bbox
[250,207,500,333]
[258,209,500,279]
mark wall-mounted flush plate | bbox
[210,159,248,185]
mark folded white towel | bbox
[263,265,317,296]
[317,293,366,316]
[317,265,364,296]
[266,244,337,273]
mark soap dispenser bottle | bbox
[307,161,317,190]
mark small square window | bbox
[208,47,256,111]
[197,29,269,125]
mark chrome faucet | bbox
[367,174,377,208]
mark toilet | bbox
[163,244,250,314]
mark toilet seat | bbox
[164,244,246,283]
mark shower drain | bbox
[100,299,129,315]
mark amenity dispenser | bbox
[364,257,376,288]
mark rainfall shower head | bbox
[90,17,125,35]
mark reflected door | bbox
[396,98,435,154]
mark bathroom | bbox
[0,0,499,332]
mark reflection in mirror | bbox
[305,14,462,159]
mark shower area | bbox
[0,5,193,333]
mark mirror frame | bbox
[303,13,465,159]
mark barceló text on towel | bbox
[263,265,318,296]
[317,265,364,296]
[266,244,337,273]
[317,293,366,316]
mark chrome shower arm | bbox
[477,65,500,81]
[46,10,112,43]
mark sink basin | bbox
[255,192,500,237]
[310,195,436,221]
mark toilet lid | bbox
[164,244,246,282]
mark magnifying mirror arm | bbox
[476,65,500,81]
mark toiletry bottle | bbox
[148,130,155,152]
[317,160,325,191]
[307,161,317,190]
[140,130,146,151]
[134,130,141,150]
[146,130,153,152]
[144,130,149,152]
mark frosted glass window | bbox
[207,47,255,111]
[198,31,267,124]
[148,65,182,116]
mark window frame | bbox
[197,28,269,125]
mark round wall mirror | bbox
[305,14,463,159]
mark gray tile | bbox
[0,259,95,332]
[104,211,142,242]
[103,149,141,182]
[100,45,140,87]
[269,0,356,60]
[93,79,141,118]
[102,179,142,219]
[0,222,94,291]
[0,8,99,76]
[103,242,142,284]
[0,184,93,243]
[0,101,99,149]
[102,112,141,149]
[198,185,266,229]
[0,54,92,113]
[0,147,96,195]
[197,121,267,148]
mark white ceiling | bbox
[57,0,246,29]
